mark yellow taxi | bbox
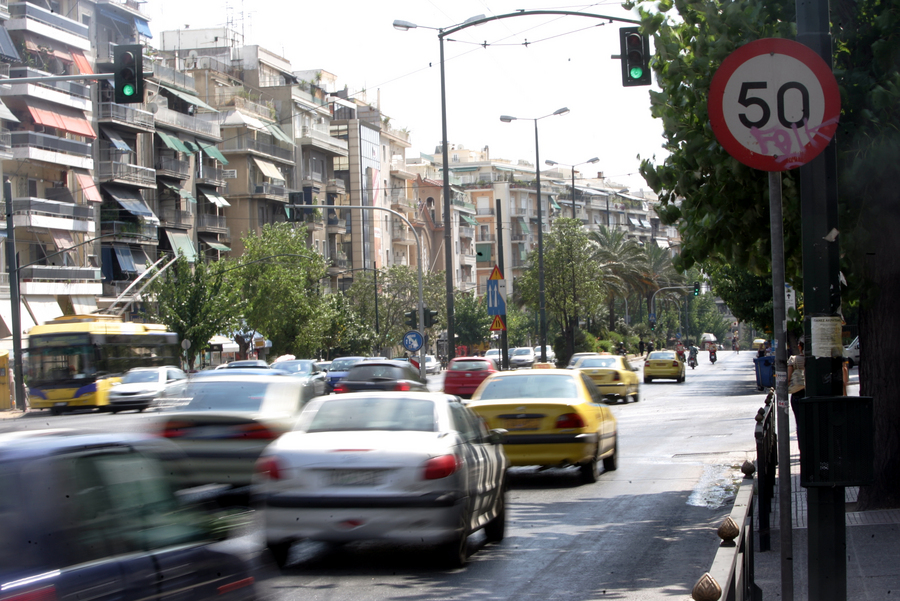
[571,354,640,403]
[467,369,617,483]
[643,350,686,383]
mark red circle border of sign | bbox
[708,38,840,172]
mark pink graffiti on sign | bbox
[750,115,840,168]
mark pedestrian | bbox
[787,340,806,419]
[639,338,645,357]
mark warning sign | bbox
[490,315,506,331]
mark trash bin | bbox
[754,355,775,391]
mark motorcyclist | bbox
[675,340,686,363]
[708,341,718,364]
[688,343,699,368]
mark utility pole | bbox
[495,199,509,369]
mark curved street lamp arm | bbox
[440,10,639,38]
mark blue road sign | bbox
[403,330,423,353]
[649,312,657,321]
[487,280,506,316]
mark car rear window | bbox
[180,381,300,413]
[330,358,363,371]
[347,365,406,380]
[303,397,436,432]
[122,370,160,384]
[449,360,491,372]
[649,351,676,360]
[513,348,532,356]
[578,358,617,368]
[476,374,578,400]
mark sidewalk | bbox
[0,408,26,419]
[753,377,900,600]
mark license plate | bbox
[504,417,541,431]
[330,469,382,486]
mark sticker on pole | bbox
[708,38,840,171]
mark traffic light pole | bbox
[649,285,697,321]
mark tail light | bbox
[160,420,190,438]
[236,422,278,439]
[556,413,585,429]
[333,382,348,393]
[393,381,412,391]
[611,372,621,381]
[0,587,58,601]
[672,361,679,367]
[217,577,255,595]
[255,456,283,480]
[422,454,460,479]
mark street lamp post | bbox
[544,158,599,220]
[500,108,569,363]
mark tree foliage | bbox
[453,290,492,350]
[319,292,374,359]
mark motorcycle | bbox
[688,355,698,369]
[709,349,717,364]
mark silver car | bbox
[269,359,327,397]
[108,366,188,413]
[255,392,509,568]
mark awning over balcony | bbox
[200,234,230,252]
[51,229,75,251]
[450,166,478,172]
[196,140,229,164]
[103,185,159,224]
[0,299,35,337]
[24,296,64,327]
[74,170,101,203]
[0,99,19,123]
[266,123,294,146]
[159,84,217,112]
[165,230,197,262]
[197,185,230,208]
[132,247,150,273]
[71,295,97,315]
[252,157,284,181]
[628,217,641,227]
[656,239,670,248]
[460,214,478,226]
[517,217,531,234]
[550,197,562,210]
[71,49,93,74]
[640,219,652,228]
[22,36,72,63]
[0,27,20,63]
[101,127,131,151]
[134,17,152,38]
[160,181,196,203]
[27,106,96,138]
[113,245,137,273]
[156,131,191,154]
[221,110,266,131]
[476,243,492,263]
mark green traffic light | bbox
[122,83,136,97]
[629,66,644,79]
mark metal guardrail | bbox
[690,471,762,601]
[754,390,777,552]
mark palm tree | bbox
[589,227,645,331]
[635,243,684,323]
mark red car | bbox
[442,357,498,399]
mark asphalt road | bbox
[2,351,768,600]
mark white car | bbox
[510,347,536,369]
[844,336,860,367]
[534,345,556,363]
[425,354,441,374]
[255,392,509,568]
[108,366,188,413]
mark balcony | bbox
[8,2,90,50]
[100,220,159,244]
[221,135,293,162]
[326,216,346,235]
[252,182,287,200]
[155,156,191,180]
[451,198,476,211]
[510,232,527,242]
[476,207,494,216]
[97,151,157,188]
[197,164,227,187]
[0,0,9,20]
[477,234,494,242]
[154,106,220,138]
[160,209,194,229]
[5,67,91,110]
[392,223,415,245]
[11,197,94,233]
[460,251,477,266]
[298,124,348,157]
[459,225,475,239]
[10,131,92,169]
[390,189,415,211]
[98,102,155,133]
[197,213,229,235]
[19,265,101,283]
[327,256,349,274]
[0,129,11,157]
[302,211,324,231]
[326,178,345,194]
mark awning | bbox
[165,230,197,262]
[156,131,191,154]
[199,235,230,252]
[131,248,150,273]
[196,139,228,164]
[519,246,528,260]
[159,83,217,112]
[134,17,153,38]
[71,49,93,74]
[101,127,131,151]
[27,106,96,138]
[450,166,478,172]
[113,245,137,273]
[0,99,19,123]
[74,170,101,203]
[24,296,63,326]
[71,295,97,315]
[51,229,75,251]
[656,239,670,248]
[198,185,230,207]
[252,157,284,181]
[266,123,294,146]
[517,216,531,234]
[476,243,492,263]
[628,217,641,227]
[0,27,20,63]
[103,185,159,224]
[0,299,35,336]
[461,214,478,226]
[551,197,562,210]
[97,5,133,26]
[221,110,267,131]
[640,219,652,228]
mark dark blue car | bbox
[323,356,365,393]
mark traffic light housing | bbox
[619,27,651,87]
[423,308,438,329]
[650,320,656,331]
[114,44,144,104]
[404,310,418,329]
[693,282,700,296]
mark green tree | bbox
[632,0,900,507]
[148,255,241,370]
[589,226,646,331]
[319,292,374,358]
[707,264,774,333]
[454,290,492,350]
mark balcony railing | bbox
[160,209,194,229]
[9,2,89,40]
[326,178,346,194]
[12,197,93,220]
[19,265,100,281]
[299,124,348,153]
[10,131,91,157]
[452,198,476,211]
[154,106,220,138]
[197,164,227,186]
[10,67,90,98]
[197,213,229,233]
[392,224,414,244]
[98,102,155,130]
[100,220,159,242]
[155,156,191,179]
[97,158,156,187]
[476,208,494,215]
[253,183,287,198]
[221,135,293,162]
[151,63,196,93]
[459,225,475,239]
[0,129,10,152]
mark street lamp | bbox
[544,157,599,219]
[500,107,570,363]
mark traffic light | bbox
[114,44,144,104]
[404,310,418,329]
[693,282,700,296]
[650,320,656,331]
[423,308,438,328]
[619,27,651,87]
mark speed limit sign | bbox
[708,38,840,171]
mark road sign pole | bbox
[496,200,509,369]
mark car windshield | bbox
[513,348,532,356]
[649,351,676,360]
[302,397,436,432]
[271,360,312,375]
[330,358,362,371]
[179,380,298,413]
[578,358,617,369]
[477,374,578,400]
[449,360,491,372]
[426,356,436,363]
[122,370,160,384]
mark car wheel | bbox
[438,515,469,568]
[483,485,506,543]
[632,390,640,402]
[847,358,855,368]
[603,437,618,472]
[267,540,293,569]
[579,445,600,484]
[50,406,62,416]
[644,377,651,384]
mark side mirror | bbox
[487,428,507,445]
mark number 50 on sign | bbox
[708,38,840,171]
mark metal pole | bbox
[534,120,547,363]
[4,179,25,411]
[769,171,794,601]
[496,199,509,370]
[439,33,455,362]
[570,168,577,360]
[373,262,379,341]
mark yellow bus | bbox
[27,314,180,414]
